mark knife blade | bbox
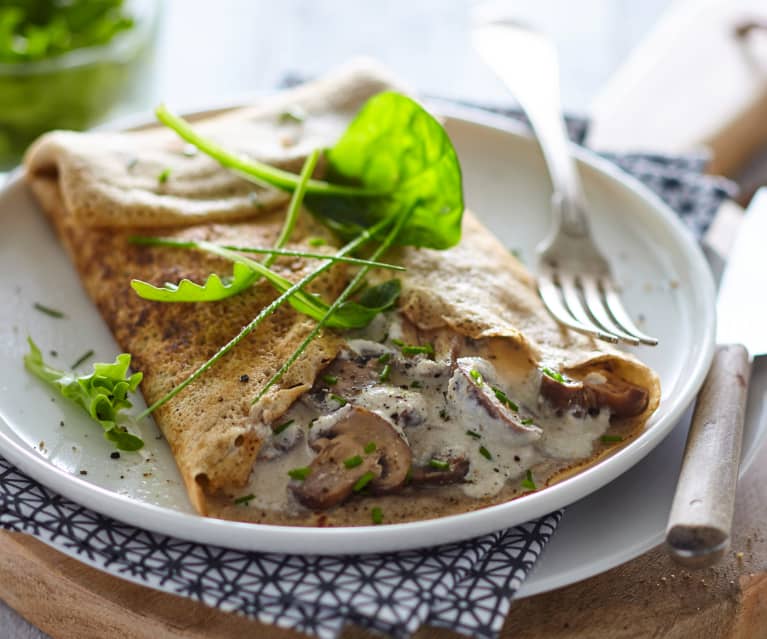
[665,188,767,567]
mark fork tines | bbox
[538,270,659,346]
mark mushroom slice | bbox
[540,371,649,418]
[291,406,412,510]
[411,456,470,486]
[450,361,541,438]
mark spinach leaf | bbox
[24,338,144,451]
[307,92,464,250]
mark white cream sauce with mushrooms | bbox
[243,313,622,512]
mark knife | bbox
[665,188,767,567]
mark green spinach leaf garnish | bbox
[306,91,463,250]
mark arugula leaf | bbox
[306,92,464,249]
[131,261,257,302]
[24,338,144,451]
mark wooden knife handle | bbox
[665,344,751,568]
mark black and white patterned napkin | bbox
[0,103,735,639]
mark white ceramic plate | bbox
[0,105,721,588]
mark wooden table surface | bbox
[8,1,767,637]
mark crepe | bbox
[23,60,660,526]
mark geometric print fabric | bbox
[0,455,559,639]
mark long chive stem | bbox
[155,105,382,197]
[138,217,393,418]
[253,209,410,404]
[268,150,319,266]
[129,237,404,271]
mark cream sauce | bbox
[243,313,612,511]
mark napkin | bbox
[0,104,735,639]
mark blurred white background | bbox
[145,0,672,114]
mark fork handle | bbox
[473,23,588,236]
[665,344,750,568]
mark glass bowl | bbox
[0,0,159,170]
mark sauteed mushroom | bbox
[450,361,542,439]
[292,406,411,509]
[540,371,648,418]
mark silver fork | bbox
[472,19,658,346]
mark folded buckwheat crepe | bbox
[24,60,660,526]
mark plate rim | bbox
[0,102,716,561]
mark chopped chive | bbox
[541,367,566,383]
[410,380,422,389]
[288,467,311,481]
[234,493,255,505]
[323,374,338,386]
[392,339,434,357]
[371,506,384,525]
[273,419,294,435]
[364,441,376,454]
[521,470,537,490]
[279,107,306,124]
[307,237,326,247]
[378,352,391,364]
[157,168,171,183]
[353,471,376,492]
[466,430,481,439]
[601,434,623,443]
[492,387,519,411]
[402,344,434,357]
[469,369,483,385]
[479,446,492,460]
[379,363,392,382]
[521,418,535,426]
[70,349,94,369]
[405,466,413,484]
[344,455,363,469]
[33,303,65,318]
[329,393,347,406]
[429,458,450,470]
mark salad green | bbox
[0,1,133,63]
[24,338,144,451]
[0,0,151,169]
